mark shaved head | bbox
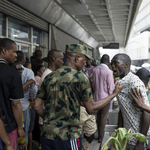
[65,52,87,71]
[48,49,63,62]
[46,49,64,70]
[115,53,131,66]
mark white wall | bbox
[134,0,150,33]
[125,31,150,60]
[99,47,123,61]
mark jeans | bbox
[23,107,30,146]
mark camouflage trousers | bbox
[79,106,97,150]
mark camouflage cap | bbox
[66,44,91,59]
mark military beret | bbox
[66,44,91,59]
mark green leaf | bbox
[118,128,127,141]
[111,137,117,149]
[125,133,147,143]
[101,137,122,150]
[102,128,146,150]
[111,128,126,150]
[124,133,132,141]
[101,144,108,150]
[114,139,119,150]
[111,131,117,138]
[111,130,119,149]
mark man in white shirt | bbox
[39,49,64,125]
[40,49,64,86]
[111,53,150,150]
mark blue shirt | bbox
[21,66,37,111]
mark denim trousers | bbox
[23,107,30,146]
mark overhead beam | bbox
[78,0,108,46]
[53,0,99,48]
[123,0,134,47]
[105,0,116,42]
[124,0,143,47]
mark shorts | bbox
[41,136,82,150]
[3,128,17,150]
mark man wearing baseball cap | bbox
[33,44,122,150]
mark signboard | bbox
[103,43,119,49]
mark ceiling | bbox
[9,0,142,48]
[55,0,142,47]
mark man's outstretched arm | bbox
[83,82,122,115]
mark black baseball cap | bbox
[136,67,150,82]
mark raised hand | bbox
[129,87,145,108]
[113,82,122,95]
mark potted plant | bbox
[101,128,147,150]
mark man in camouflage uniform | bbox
[33,44,122,150]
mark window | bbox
[21,45,30,59]
[8,17,30,42]
[33,27,48,56]
[0,13,6,36]
[33,27,48,47]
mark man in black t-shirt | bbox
[0,38,25,150]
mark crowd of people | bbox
[0,37,150,150]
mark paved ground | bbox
[89,139,101,150]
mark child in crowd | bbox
[32,63,45,90]
[24,62,32,70]
[24,58,32,70]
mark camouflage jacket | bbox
[37,66,93,140]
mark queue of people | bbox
[0,37,150,150]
